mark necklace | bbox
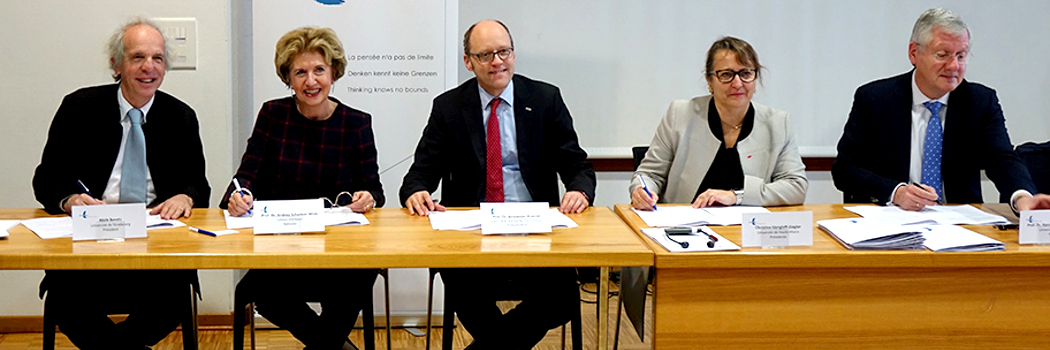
[721,120,743,130]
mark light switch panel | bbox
[154,18,197,70]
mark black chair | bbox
[632,146,649,171]
[43,283,199,350]
[1017,141,1050,193]
[233,269,391,350]
[424,269,582,350]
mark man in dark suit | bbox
[31,18,208,350]
[833,8,1050,211]
[399,20,595,349]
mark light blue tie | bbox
[119,108,147,203]
[921,101,944,201]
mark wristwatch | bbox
[733,189,744,206]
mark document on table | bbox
[146,212,187,230]
[429,209,578,231]
[224,210,254,229]
[21,217,73,239]
[640,227,741,253]
[225,208,371,229]
[817,218,925,250]
[845,205,1009,225]
[0,220,18,238]
[632,206,770,227]
[917,224,1005,252]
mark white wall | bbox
[0,0,234,316]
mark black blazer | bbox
[33,84,210,213]
[399,75,596,207]
[832,71,1035,204]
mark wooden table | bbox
[614,204,1050,350]
[1,207,653,350]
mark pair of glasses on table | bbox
[321,191,374,210]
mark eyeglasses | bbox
[468,48,514,63]
[930,49,968,64]
[322,191,355,209]
[710,69,757,83]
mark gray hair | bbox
[910,8,970,49]
[107,16,171,81]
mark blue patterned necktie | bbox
[119,108,147,203]
[921,101,944,201]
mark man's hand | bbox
[1016,193,1050,211]
[692,189,736,208]
[406,190,445,216]
[560,191,589,214]
[150,194,194,219]
[892,183,939,211]
[631,187,658,211]
[347,191,376,213]
[62,194,105,213]
[227,192,253,217]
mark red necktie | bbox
[485,98,504,202]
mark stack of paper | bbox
[845,205,1009,225]
[632,206,770,227]
[639,227,741,253]
[817,218,925,250]
[20,217,74,239]
[0,220,18,238]
[916,224,1005,252]
[428,208,578,231]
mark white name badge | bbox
[741,211,813,248]
[252,199,325,235]
[1019,210,1050,244]
[480,202,551,235]
[71,203,147,241]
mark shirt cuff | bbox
[887,183,907,206]
[1010,190,1033,212]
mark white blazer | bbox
[631,95,808,206]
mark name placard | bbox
[1019,210,1050,244]
[252,199,325,235]
[480,202,551,235]
[71,203,147,241]
[741,211,813,248]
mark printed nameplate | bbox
[252,199,325,235]
[480,202,551,235]
[1019,210,1050,244]
[72,203,146,241]
[742,211,813,248]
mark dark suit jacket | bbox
[33,83,210,213]
[832,71,1035,204]
[399,75,596,207]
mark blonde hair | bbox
[274,27,347,86]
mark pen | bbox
[637,174,657,210]
[76,179,95,198]
[189,226,217,237]
[910,182,944,204]
[233,178,252,215]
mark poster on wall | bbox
[253,0,459,206]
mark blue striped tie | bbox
[119,108,147,203]
[921,101,944,201]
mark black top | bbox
[695,99,755,199]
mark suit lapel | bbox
[513,75,535,161]
[890,73,913,182]
[460,81,487,170]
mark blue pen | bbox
[233,178,252,215]
[76,179,95,198]
[637,174,658,210]
[189,226,217,237]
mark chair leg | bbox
[249,303,257,350]
[363,289,376,350]
[441,290,454,350]
[233,299,246,350]
[183,283,199,350]
[561,324,567,350]
[425,269,437,350]
[613,288,623,350]
[571,296,583,350]
[42,295,55,350]
[382,269,392,350]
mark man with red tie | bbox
[399,19,595,350]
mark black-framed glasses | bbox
[469,48,514,63]
[710,68,757,83]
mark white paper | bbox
[146,211,187,230]
[640,227,741,252]
[917,224,1005,252]
[20,217,73,239]
[817,218,925,250]
[322,207,370,226]
[429,208,578,231]
[632,206,770,227]
[224,210,254,229]
[71,203,147,241]
[845,205,1009,226]
[1019,210,1050,244]
[0,219,19,238]
[741,211,814,247]
[252,199,326,235]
